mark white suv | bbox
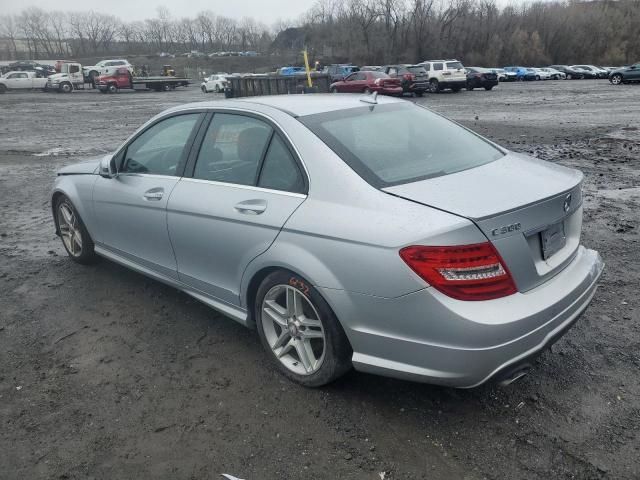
[83,59,133,82]
[419,59,466,93]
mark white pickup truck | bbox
[0,71,48,93]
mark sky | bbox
[0,0,319,25]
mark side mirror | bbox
[99,155,117,178]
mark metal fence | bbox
[226,73,331,98]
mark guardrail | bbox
[225,73,331,98]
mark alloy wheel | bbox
[611,74,622,85]
[261,285,326,375]
[57,202,83,257]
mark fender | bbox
[52,174,100,242]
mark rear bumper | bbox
[321,246,604,387]
[374,86,403,95]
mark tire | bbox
[54,195,98,265]
[535,75,540,81]
[0,85,5,94]
[429,79,440,93]
[330,87,338,93]
[60,82,72,93]
[484,85,494,91]
[610,74,623,85]
[363,87,371,94]
[107,84,117,94]
[163,84,171,91]
[466,86,474,91]
[255,270,352,387]
[201,85,207,93]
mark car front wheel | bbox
[55,195,97,264]
[255,270,352,387]
[610,74,623,85]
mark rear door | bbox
[167,112,307,306]
[93,112,204,278]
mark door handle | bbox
[234,199,267,215]
[143,188,164,201]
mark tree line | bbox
[1,0,639,66]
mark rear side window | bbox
[258,134,305,193]
[193,114,272,186]
[300,103,504,187]
[423,64,431,71]
[433,63,443,71]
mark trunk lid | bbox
[384,152,584,292]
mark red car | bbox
[329,71,403,96]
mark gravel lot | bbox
[1,81,638,479]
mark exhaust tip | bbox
[497,364,531,386]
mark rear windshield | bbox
[300,103,504,187]
[446,61,463,69]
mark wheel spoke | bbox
[286,288,304,318]
[276,338,295,359]
[299,316,322,328]
[263,300,287,327]
[295,338,316,373]
[300,329,324,339]
[272,329,290,349]
[60,205,73,227]
[73,231,82,250]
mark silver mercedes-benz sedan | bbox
[51,94,604,387]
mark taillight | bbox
[399,242,517,301]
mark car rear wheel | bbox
[107,84,117,94]
[255,270,352,387]
[55,196,98,265]
[429,79,440,93]
[610,74,623,85]
[484,85,494,91]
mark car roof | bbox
[167,94,405,118]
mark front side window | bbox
[193,114,272,186]
[258,134,305,193]
[121,114,200,175]
[300,103,504,187]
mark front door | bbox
[93,112,202,279]
[167,112,307,306]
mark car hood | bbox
[56,155,106,175]
[383,151,582,221]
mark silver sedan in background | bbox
[51,94,603,387]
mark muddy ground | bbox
[0,81,638,480]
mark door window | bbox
[433,63,443,71]
[121,114,200,176]
[193,114,272,186]
[258,134,305,193]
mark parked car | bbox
[83,59,133,84]
[573,65,608,79]
[7,60,56,77]
[504,66,536,81]
[51,94,603,388]
[360,65,383,72]
[329,71,402,95]
[278,67,306,76]
[609,63,640,85]
[420,59,466,92]
[0,71,48,93]
[490,68,517,82]
[201,74,229,93]
[549,65,585,79]
[382,64,429,95]
[570,66,599,79]
[465,67,499,90]
[544,67,566,80]
[323,64,360,82]
[532,68,553,80]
